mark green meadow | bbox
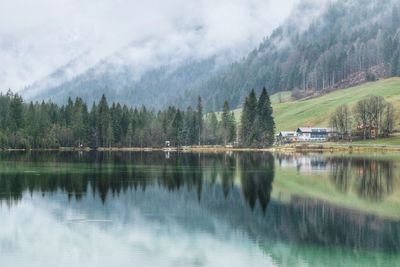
[230,78,400,134]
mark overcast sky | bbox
[0,0,300,93]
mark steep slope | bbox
[185,0,400,111]
[22,0,400,111]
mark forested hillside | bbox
[20,0,400,112]
[24,57,221,108]
[184,0,400,111]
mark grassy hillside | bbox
[231,78,400,132]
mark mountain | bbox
[182,0,400,111]
[22,0,400,111]
[23,54,224,108]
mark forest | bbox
[184,0,400,110]
[0,89,274,149]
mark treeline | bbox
[330,95,396,139]
[0,89,274,149]
[184,0,400,110]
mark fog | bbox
[0,0,300,93]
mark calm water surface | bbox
[0,152,399,267]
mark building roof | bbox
[278,131,297,137]
[297,127,337,133]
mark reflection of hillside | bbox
[200,188,400,253]
[0,151,400,253]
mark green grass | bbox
[350,134,400,146]
[230,78,400,132]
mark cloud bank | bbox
[0,0,300,93]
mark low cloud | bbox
[0,0,300,93]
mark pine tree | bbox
[221,101,231,145]
[172,110,183,146]
[228,112,237,144]
[197,96,203,145]
[7,94,24,132]
[65,97,74,127]
[209,112,219,144]
[106,123,114,148]
[240,90,258,147]
[257,87,275,147]
[98,94,110,147]
[126,122,133,147]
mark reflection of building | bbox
[277,153,329,173]
[296,128,337,142]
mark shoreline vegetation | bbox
[0,89,275,150]
[2,142,400,153]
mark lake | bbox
[0,151,399,267]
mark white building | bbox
[296,128,337,142]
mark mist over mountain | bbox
[181,0,400,111]
[24,55,222,108]
[2,0,299,106]
[8,0,400,112]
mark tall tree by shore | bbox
[240,89,275,147]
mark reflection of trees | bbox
[329,158,351,192]
[221,154,235,198]
[240,153,275,213]
[354,159,394,201]
[0,152,275,211]
[329,157,394,201]
[2,152,400,252]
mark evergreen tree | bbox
[172,110,183,146]
[97,94,110,147]
[228,112,237,144]
[257,87,275,147]
[7,94,24,132]
[221,101,235,145]
[126,122,133,147]
[209,112,219,144]
[106,123,114,148]
[197,96,203,145]
[240,90,258,147]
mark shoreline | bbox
[1,143,400,153]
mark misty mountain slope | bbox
[22,0,400,111]
[182,0,400,111]
[25,56,222,108]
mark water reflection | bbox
[0,151,399,267]
[276,153,328,173]
[328,157,394,201]
[0,152,274,208]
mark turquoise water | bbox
[0,152,399,267]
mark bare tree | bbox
[355,95,396,139]
[354,98,369,139]
[367,96,386,135]
[330,104,352,139]
[382,103,396,137]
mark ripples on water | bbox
[0,152,399,267]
